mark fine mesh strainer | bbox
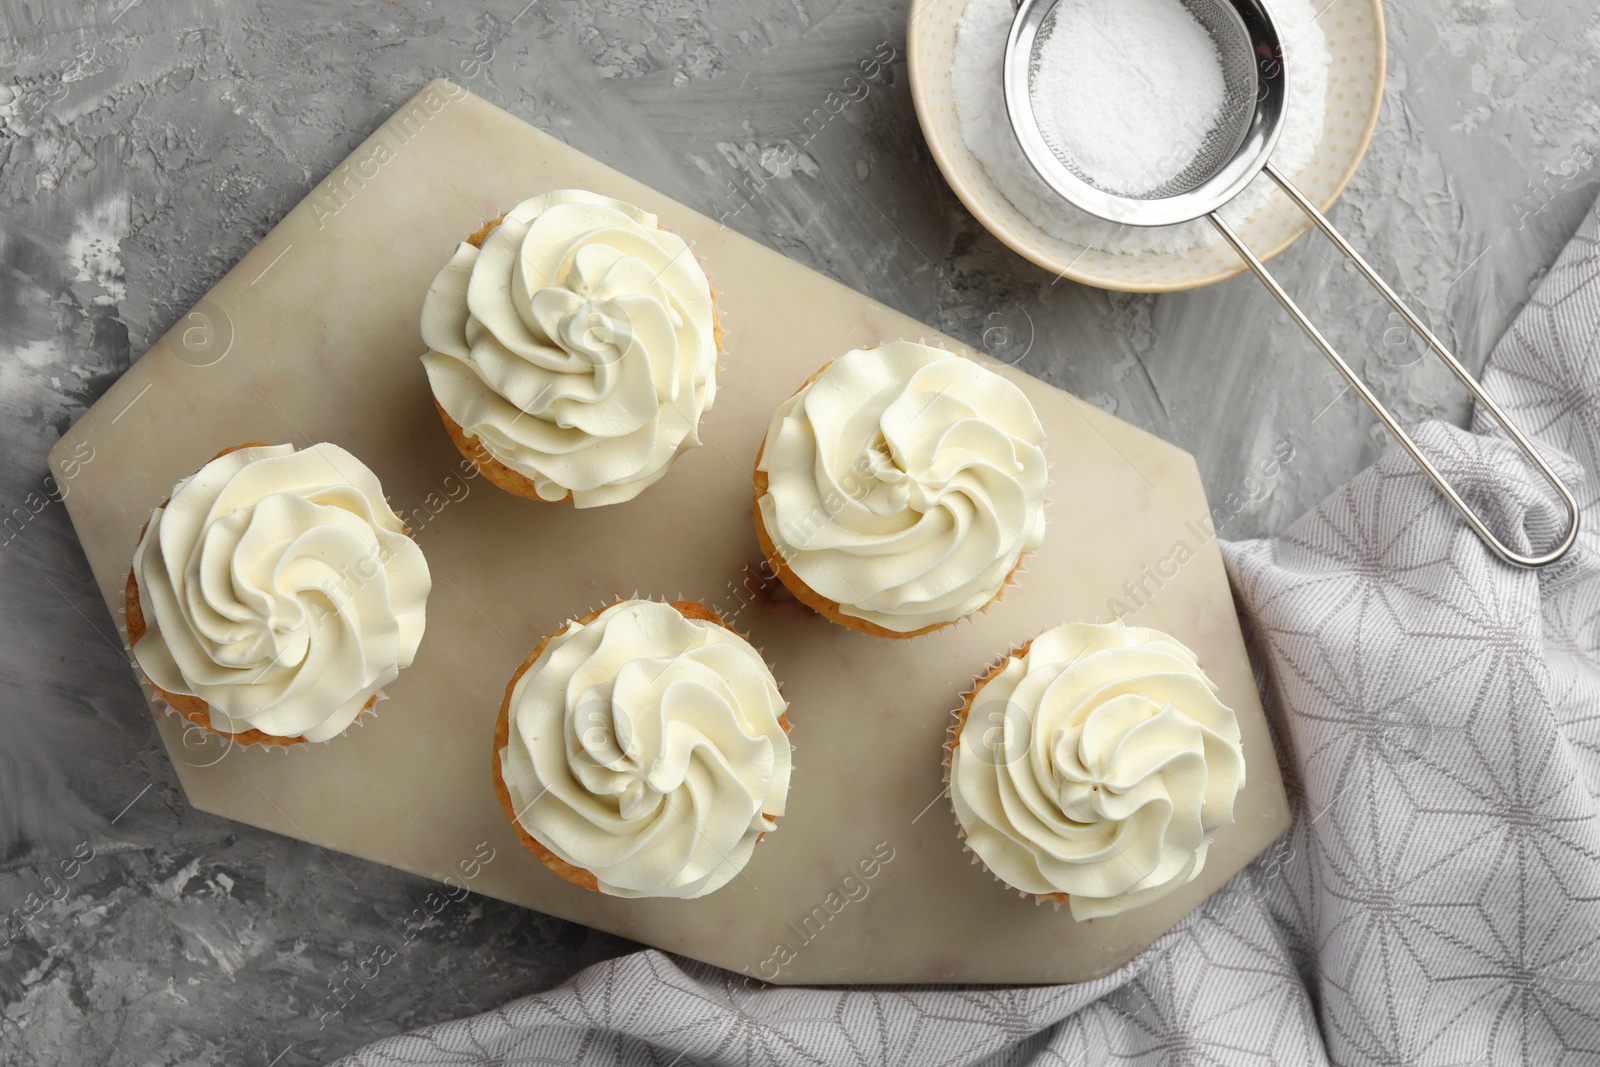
[1004,0,1580,567]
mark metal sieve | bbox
[1003,0,1579,567]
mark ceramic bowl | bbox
[907,0,1387,292]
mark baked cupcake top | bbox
[498,599,790,899]
[129,443,430,743]
[420,189,718,508]
[948,622,1245,920]
[756,341,1047,634]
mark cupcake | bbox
[494,599,791,898]
[946,621,1245,920]
[420,189,720,508]
[126,443,431,746]
[753,341,1047,637]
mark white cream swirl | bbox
[757,341,1047,634]
[500,600,790,899]
[420,189,718,508]
[131,443,431,743]
[949,622,1245,920]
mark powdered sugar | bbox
[1029,0,1227,196]
[952,0,1330,256]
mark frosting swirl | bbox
[130,443,431,743]
[499,600,790,899]
[949,622,1244,920]
[757,341,1047,634]
[421,189,718,508]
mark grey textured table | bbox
[2,2,1596,1064]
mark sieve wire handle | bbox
[1207,162,1581,568]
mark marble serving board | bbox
[48,79,1289,985]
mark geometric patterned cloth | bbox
[335,199,1600,1067]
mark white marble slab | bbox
[47,79,1288,985]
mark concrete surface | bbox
[1,0,1597,1063]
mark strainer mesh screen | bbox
[1028,0,1258,200]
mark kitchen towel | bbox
[334,198,1600,1067]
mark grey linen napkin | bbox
[334,199,1600,1067]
